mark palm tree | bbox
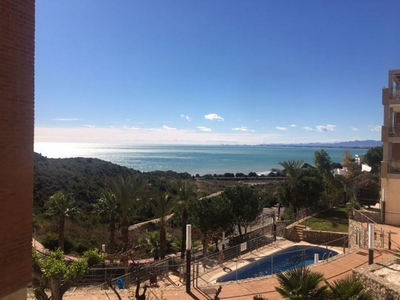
[108,175,143,253]
[142,231,161,260]
[152,192,176,259]
[279,160,304,213]
[174,180,197,259]
[45,191,78,251]
[325,275,373,300]
[93,190,120,256]
[275,266,327,300]
[139,232,178,261]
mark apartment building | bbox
[381,70,400,225]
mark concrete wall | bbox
[382,178,400,225]
[0,0,35,299]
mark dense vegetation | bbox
[33,153,192,254]
[34,153,191,213]
[33,147,381,259]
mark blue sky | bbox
[35,0,400,145]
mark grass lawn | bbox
[300,207,349,233]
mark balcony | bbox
[382,126,400,142]
[389,126,400,137]
[388,161,400,174]
[390,90,400,100]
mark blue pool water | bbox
[217,245,338,282]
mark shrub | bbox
[41,232,59,250]
[41,232,77,253]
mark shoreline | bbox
[33,144,369,177]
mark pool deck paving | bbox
[147,244,395,300]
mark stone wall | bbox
[349,219,386,250]
[353,260,400,300]
[302,230,348,247]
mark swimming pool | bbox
[217,245,338,282]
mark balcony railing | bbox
[388,161,400,174]
[389,127,400,137]
[391,90,400,99]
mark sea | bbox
[34,143,367,176]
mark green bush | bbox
[75,243,89,254]
[41,232,58,250]
[41,232,76,253]
[208,245,216,253]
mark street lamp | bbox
[186,224,192,293]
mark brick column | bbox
[0,0,35,298]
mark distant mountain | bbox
[263,140,382,149]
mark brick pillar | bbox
[0,0,35,298]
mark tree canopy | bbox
[189,195,234,256]
[223,185,262,240]
[364,146,383,173]
[32,248,102,300]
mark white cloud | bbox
[232,126,253,132]
[180,114,191,121]
[370,125,381,132]
[54,118,79,121]
[276,126,288,131]
[35,126,288,145]
[351,126,359,131]
[290,124,297,127]
[197,126,212,132]
[204,113,224,121]
[85,125,96,128]
[316,124,336,132]
[302,126,313,131]
[163,125,177,130]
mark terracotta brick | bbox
[0,0,35,298]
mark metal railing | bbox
[196,235,349,285]
[388,161,400,174]
[194,234,274,276]
[75,256,181,288]
[390,89,400,99]
[282,206,322,227]
[350,208,400,251]
[389,126,400,137]
[77,223,279,289]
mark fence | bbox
[282,206,321,227]
[78,221,279,289]
[193,234,274,278]
[350,208,400,251]
[192,234,349,287]
[77,207,327,289]
[216,244,340,282]
[76,256,181,288]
